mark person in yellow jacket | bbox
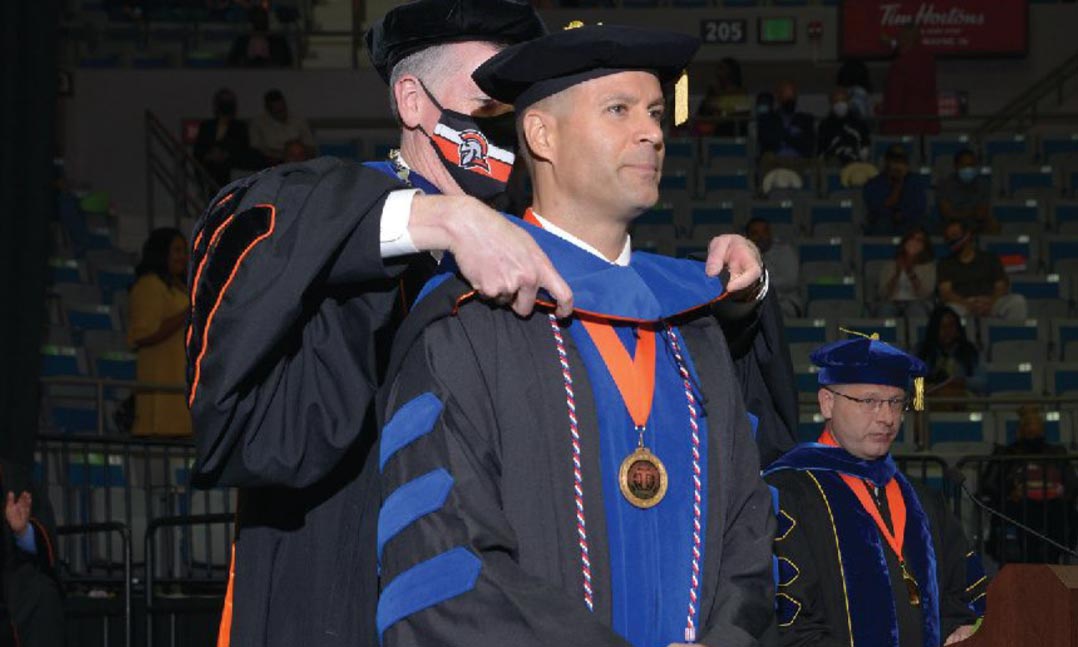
[127,227,191,437]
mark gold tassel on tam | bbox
[913,376,924,411]
[674,70,689,126]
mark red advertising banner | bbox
[841,1,1028,58]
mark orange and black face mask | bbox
[419,81,517,200]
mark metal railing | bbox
[145,109,218,232]
[977,48,1078,136]
[955,453,1078,565]
[56,521,133,647]
[41,375,185,436]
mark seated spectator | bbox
[817,87,870,167]
[757,80,815,175]
[938,149,998,234]
[918,305,987,403]
[876,226,936,318]
[979,404,1078,564]
[745,217,802,318]
[228,6,293,68]
[251,89,315,165]
[0,454,63,647]
[194,88,258,187]
[938,219,1027,321]
[694,57,750,138]
[836,58,873,120]
[863,143,927,235]
[127,228,192,438]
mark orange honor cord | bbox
[818,430,920,605]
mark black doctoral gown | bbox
[763,444,987,647]
[0,459,64,647]
[374,229,778,647]
[186,156,795,647]
[186,157,412,647]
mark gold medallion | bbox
[618,446,668,508]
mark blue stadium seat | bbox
[1009,274,1066,301]
[689,201,739,229]
[985,362,1042,395]
[996,410,1064,444]
[48,402,99,435]
[94,351,137,381]
[51,258,85,284]
[637,204,676,226]
[66,304,119,333]
[784,318,832,344]
[1069,170,1078,198]
[1047,362,1078,395]
[660,172,691,193]
[857,237,901,267]
[983,133,1031,164]
[1007,166,1056,197]
[991,199,1044,235]
[807,199,857,236]
[665,138,698,169]
[805,278,862,318]
[749,200,797,228]
[797,413,825,443]
[703,137,749,166]
[821,169,845,197]
[981,319,1046,363]
[1040,133,1078,162]
[1051,201,1078,233]
[41,346,85,377]
[793,365,821,396]
[67,453,126,487]
[96,266,135,305]
[1051,319,1078,360]
[702,170,751,193]
[929,412,989,445]
[797,237,849,265]
[926,134,973,165]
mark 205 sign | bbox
[701,19,747,45]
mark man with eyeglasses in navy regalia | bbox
[764,334,987,647]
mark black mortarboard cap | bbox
[472,24,700,113]
[366,0,547,84]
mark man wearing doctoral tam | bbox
[374,24,776,647]
[764,335,987,647]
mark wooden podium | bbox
[956,564,1078,647]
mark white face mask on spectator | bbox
[832,101,849,118]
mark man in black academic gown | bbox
[764,337,987,647]
[185,1,785,645]
[375,25,777,647]
[0,459,63,647]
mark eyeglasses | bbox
[825,387,910,414]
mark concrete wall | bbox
[62,4,1078,248]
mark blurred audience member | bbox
[694,57,751,137]
[0,455,63,647]
[127,228,192,438]
[251,89,315,165]
[938,220,1027,321]
[879,25,939,135]
[746,217,802,318]
[918,305,986,401]
[194,88,256,187]
[228,6,293,68]
[757,81,815,174]
[817,87,870,166]
[979,404,1078,564]
[836,58,873,120]
[863,143,927,235]
[283,139,313,163]
[938,149,997,234]
[876,226,936,318]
